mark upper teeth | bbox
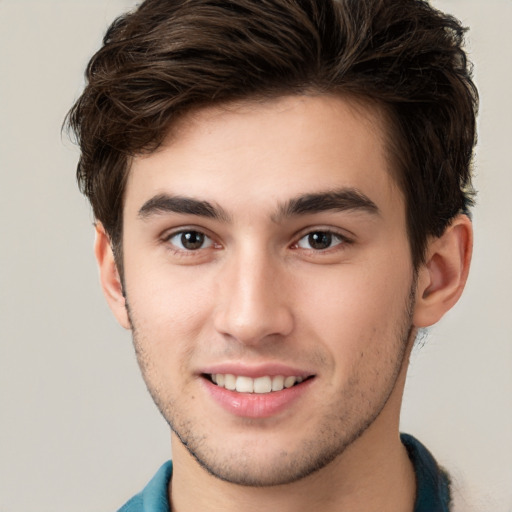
[211,374,304,393]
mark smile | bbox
[207,374,307,394]
[202,371,315,417]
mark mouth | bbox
[203,373,314,394]
[200,369,316,418]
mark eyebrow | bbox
[138,194,231,222]
[137,187,379,223]
[274,188,379,221]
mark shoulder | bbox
[117,493,143,512]
[401,433,451,512]
[401,434,484,512]
[449,470,494,512]
[117,461,173,512]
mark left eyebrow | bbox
[273,188,380,221]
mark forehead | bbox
[125,94,403,221]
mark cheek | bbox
[296,255,413,359]
[125,262,217,354]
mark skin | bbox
[96,95,472,512]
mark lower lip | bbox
[202,377,314,418]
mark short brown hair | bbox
[66,0,478,267]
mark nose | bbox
[213,248,294,345]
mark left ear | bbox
[413,214,473,328]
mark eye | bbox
[167,230,214,251]
[296,231,346,251]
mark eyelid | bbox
[170,231,213,250]
[296,231,346,250]
[161,226,220,252]
[292,226,354,246]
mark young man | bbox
[67,0,478,510]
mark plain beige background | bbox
[0,1,511,510]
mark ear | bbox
[413,214,473,328]
[94,223,131,330]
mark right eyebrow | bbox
[137,194,231,222]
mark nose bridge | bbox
[214,240,293,344]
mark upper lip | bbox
[198,362,315,379]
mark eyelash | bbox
[163,229,218,254]
[162,227,352,255]
[293,230,351,252]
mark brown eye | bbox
[168,230,212,250]
[297,231,344,251]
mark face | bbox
[119,95,417,486]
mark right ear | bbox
[94,223,131,330]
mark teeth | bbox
[271,375,284,392]
[253,376,272,394]
[210,374,306,393]
[224,374,236,391]
[236,376,254,393]
[284,376,296,388]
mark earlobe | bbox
[413,214,473,328]
[94,223,131,330]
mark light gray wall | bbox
[0,1,510,510]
